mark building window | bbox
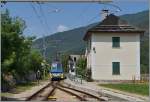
[87,38,91,52]
[74,57,76,62]
[112,62,120,75]
[112,37,120,47]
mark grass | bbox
[14,82,37,93]
[14,75,50,93]
[1,92,13,97]
[99,83,149,96]
[1,82,38,97]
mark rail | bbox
[26,82,53,101]
[58,83,105,101]
[26,80,107,101]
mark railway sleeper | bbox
[56,86,87,101]
[58,83,106,101]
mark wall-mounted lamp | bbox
[93,47,96,53]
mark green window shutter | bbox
[112,37,120,47]
[112,62,120,75]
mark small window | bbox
[112,37,120,47]
[112,62,120,75]
[74,57,76,62]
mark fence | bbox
[67,74,83,84]
[132,74,149,83]
[68,73,149,83]
[140,74,149,83]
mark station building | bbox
[83,14,144,81]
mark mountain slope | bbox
[120,10,149,39]
[121,10,149,31]
[33,10,149,62]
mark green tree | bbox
[76,57,87,78]
[61,54,69,73]
[29,50,43,72]
[1,9,44,86]
[141,39,149,74]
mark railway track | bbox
[26,82,54,101]
[26,81,106,101]
[57,83,105,101]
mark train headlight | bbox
[61,74,64,78]
[52,73,60,76]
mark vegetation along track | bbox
[26,81,106,101]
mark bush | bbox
[85,68,93,82]
[76,57,87,79]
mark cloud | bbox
[56,24,69,32]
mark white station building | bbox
[83,14,144,81]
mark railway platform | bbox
[64,78,149,102]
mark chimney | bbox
[101,9,109,21]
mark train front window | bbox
[57,63,62,70]
[51,63,62,72]
[51,63,57,70]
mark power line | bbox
[30,3,48,35]
[38,3,62,60]
[38,3,51,33]
[30,3,47,59]
[86,13,100,25]
[30,2,61,60]
[77,3,92,20]
[38,3,49,59]
[74,3,94,28]
[100,3,122,12]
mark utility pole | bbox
[43,37,46,60]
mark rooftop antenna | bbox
[99,2,122,13]
[99,2,122,20]
[101,9,109,20]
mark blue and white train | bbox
[49,61,65,81]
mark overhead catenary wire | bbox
[38,3,51,33]
[38,3,50,59]
[74,2,96,28]
[74,2,104,27]
[76,3,92,22]
[86,13,100,25]
[30,3,48,34]
[99,2,122,12]
[37,2,62,60]
[30,3,48,59]
[84,1,121,26]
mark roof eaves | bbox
[83,30,145,41]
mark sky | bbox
[1,0,149,38]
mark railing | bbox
[67,74,83,84]
[140,74,149,83]
[132,74,149,83]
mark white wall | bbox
[90,32,141,80]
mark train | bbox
[49,61,65,81]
